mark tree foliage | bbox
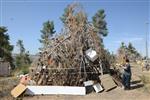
[16,40,25,55]
[60,5,70,25]
[16,39,31,67]
[39,20,56,49]
[92,9,108,37]
[0,26,14,69]
[117,42,141,62]
[120,42,126,49]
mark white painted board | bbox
[25,86,86,95]
[84,80,94,86]
[93,83,103,93]
[85,49,98,62]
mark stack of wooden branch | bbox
[30,4,110,86]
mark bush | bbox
[21,65,29,74]
[13,64,30,76]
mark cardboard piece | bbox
[11,84,27,98]
[93,83,103,93]
[101,74,117,92]
[25,86,86,95]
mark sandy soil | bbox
[23,64,150,100]
[23,87,150,100]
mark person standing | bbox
[122,59,132,90]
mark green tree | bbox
[128,42,136,53]
[127,42,140,57]
[0,26,14,69]
[16,40,31,67]
[120,42,127,49]
[117,42,141,62]
[39,20,56,49]
[92,9,108,37]
[16,40,25,55]
[60,5,70,25]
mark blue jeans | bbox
[122,72,131,89]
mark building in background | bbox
[0,58,11,76]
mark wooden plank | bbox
[25,86,86,95]
[11,84,27,98]
[101,74,117,92]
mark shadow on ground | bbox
[130,80,144,90]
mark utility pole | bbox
[0,0,2,25]
[145,22,149,59]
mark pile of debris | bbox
[29,4,114,86]
[10,4,124,98]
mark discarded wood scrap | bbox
[11,84,27,98]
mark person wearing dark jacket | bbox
[122,59,131,90]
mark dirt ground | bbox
[23,87,149,100]
[1,63,150,100]
[0,77,18,100]
[23,63,150,100]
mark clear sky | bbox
[0,0,149,57]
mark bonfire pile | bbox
[30,4,110,86]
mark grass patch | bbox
[12,65,30,76]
